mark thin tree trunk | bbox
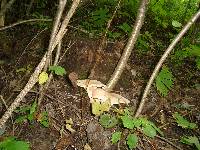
[106,0,149,90]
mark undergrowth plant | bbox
[0,136,30,150]
[99,108,164,149]
[15,101,49,127]
[155,66,174,97]
[172,112,199,150]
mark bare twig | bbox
[26,0,35,15]
[38,40,62,106]
[101,0,121,49]
[135,9,200,118]
[43,0,67,71]
[16,28,48,66]
[0,19,52,31]
[106,0,149,90]
[38,0,67,106]
[89,0,121,79]
[0,0,81,128]
[156,135,182,150]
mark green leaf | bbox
[15,115,28,123]
[92,101,110,116]
[38,72,48,84]
[142,124,157,138]
[49,66,66,76]
[172,20,182,28]
[30,101,37,114]
[181,136,200,150]
[0,137,30,150]
[195,57,200,69]
[173,112,197,129]
[27,113,34,121]
[150,122,164,136]
[111,131,122,144]
[99,114,118,128]
[118,23,132,35]
[156,66,174,97]
[121,115,135,129]
[39,111,49,127]
[15,106,31,113]
[126,134,138,149]
[189,45,200,57]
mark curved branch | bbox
[0,19,52,31]
[135,9,200,118]
[106,0,149,90]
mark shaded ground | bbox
[0,27,200,150]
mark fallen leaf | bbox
[38,72,48,84]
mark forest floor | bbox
[0,27,200,150]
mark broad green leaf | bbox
[111,131,122,144]
[172,20,182,28]
[38,72,48,84]
[121,115,135,129]
[142,124,157,138]
[181,136,200,150]
[99,114,118,128]
[126,134,138,149]
[0,137,30,150]
[173,112,197,129]
[49,66,66,76]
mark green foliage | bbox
[81,8,111,35]
[99,114,118,128]
[15,101,37,123]
[136,31,154,54]
[111,131,122,144]
[172,20,182,28]
[101,108,163,149]
[172,45,200,69]
[173,112,197,129]
[0,137,30,150]
[149,0,199,28]
[126,134,138,149]
[180,136,200,150]
[92,101,110,116]
[49,66,66,76]
[118,23,132,35]
[156,66,174,97]
[15,101,49,128]
[16,65,33,74]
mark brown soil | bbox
[0,28,199,150]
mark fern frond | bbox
[156,66,174,97]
